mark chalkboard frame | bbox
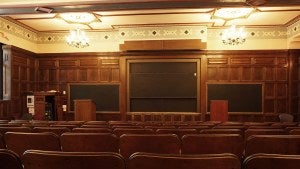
[206,83,264,113]
[68,83,120,112]
[127,59,201,112]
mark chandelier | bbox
[221,25,247,45]
[66,28,89,48]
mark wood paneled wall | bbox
[204,51,291,121]
[1,46,36,119]
[2,46,299,122]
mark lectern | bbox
[74,99,96,121]
[210,100,228,122]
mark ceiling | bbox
[0,0,299,32]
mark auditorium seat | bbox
[128,152,240,169]
[0,134,5,149]
[33,126,71,136]
[245,135,300,157]
[60,133,119,152]
[49,124,78,130]
[178,125,211,132]
[22,150,125,169]
[244,129,286,139]
[0,149,23,169]
[289,129,300,135]
[4,132,61,156]
[156,129,197,138]
[181,134,244,159]
[119,134,181,159]
[84,121,108,125]
[0,126,32,135]
[200,129,243,137]
[80,124,109,128]
[72,127,112,133]
[243,153,300,169]
[113,128,154,137]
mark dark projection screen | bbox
[207,83,262,112]
[69,84,119,111]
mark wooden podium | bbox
[74,99,96,121]
[210,100,228,122]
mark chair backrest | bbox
[60,133,119,152]
[22,150,125,169]
[181,134,244,159]
[244,129,286,139]
[200,129,243,136]
[0,149,23,169]
[0,126,32,135]
[128,152,240,169]
[245,135,300,157]
[278,113,294,122]
[156,129,197,138]
[0,133,5,149]
[4,132,61,156]
[290,129,300,135]
[72,127,112,133]
[243,153,300,169]
[33,127,71,136]
[120,134,181,159]
[113,128,154,137]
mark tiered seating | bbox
[128,152,241,169]
[0,126,32,135]
[0,134,4,149]
[244,129,286,139]
[0,149,23,169]
[22,150,125,169]
[181,134,244,159]
[4,132,61,156]
[245,135,300,157]
[243,153,300,169]
[72,127,112,133]
[33,126,71,135]
[156,129,197,138]
[113,128,154,137]
[119,134,181,159]
[60,133,119,152]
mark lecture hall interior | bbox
[0,0,300,169]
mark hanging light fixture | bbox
[66,28,89,48]
[221,25,247,45]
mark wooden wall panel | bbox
[205,51,291,120]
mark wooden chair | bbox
[181,134,244,159]
[245,135,300,157]
[33,127,71,136]
[0,126,32,135]
[0,149,23,169]
[60,133,119,152]
[243,153,300,169]
[22,150,125,169]
[49,124,78,130]
[0,133,5,149]
[128,152,240,169]
[156,129,197,138]
[72,127,112,133]
[119,134,181,159]
[84,121,108,125]
[80,124,109,128]
[244,129,286,139]
[200,129,243,136]
[289,129,300,135]
[113,128,154,137]
[4,132,61,156]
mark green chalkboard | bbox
[207,83,262,112]
[69,84,119,111]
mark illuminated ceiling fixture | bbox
[59,12,99,24]
[66,28,89,48]
[212,8,254,20]
[221,25,247,45]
